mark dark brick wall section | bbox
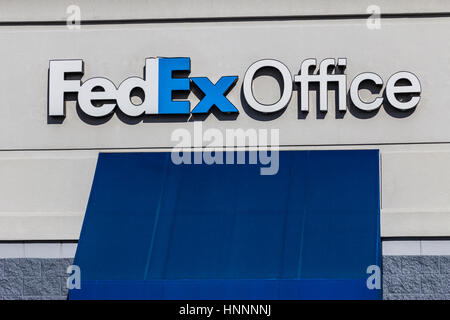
[0,258,73,300]
[383,256,450,300]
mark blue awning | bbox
[69,150,381,299]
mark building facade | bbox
[0,0,449,299]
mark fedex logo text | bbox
[48,57,238,118]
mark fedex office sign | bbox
[48,57,421,118]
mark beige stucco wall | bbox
[0,1,449,239]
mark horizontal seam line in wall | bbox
[0,240,78,243]
[0,12,450,26]
[2,141,450,152]
[382,236,450,241]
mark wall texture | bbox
[383,256,450,300]
[0,258,72,300]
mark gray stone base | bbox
[383,256,450,300]
[1,257,449,300]
[0,258,72,300]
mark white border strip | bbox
[383,240,450,256]
[0,242,77,258]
